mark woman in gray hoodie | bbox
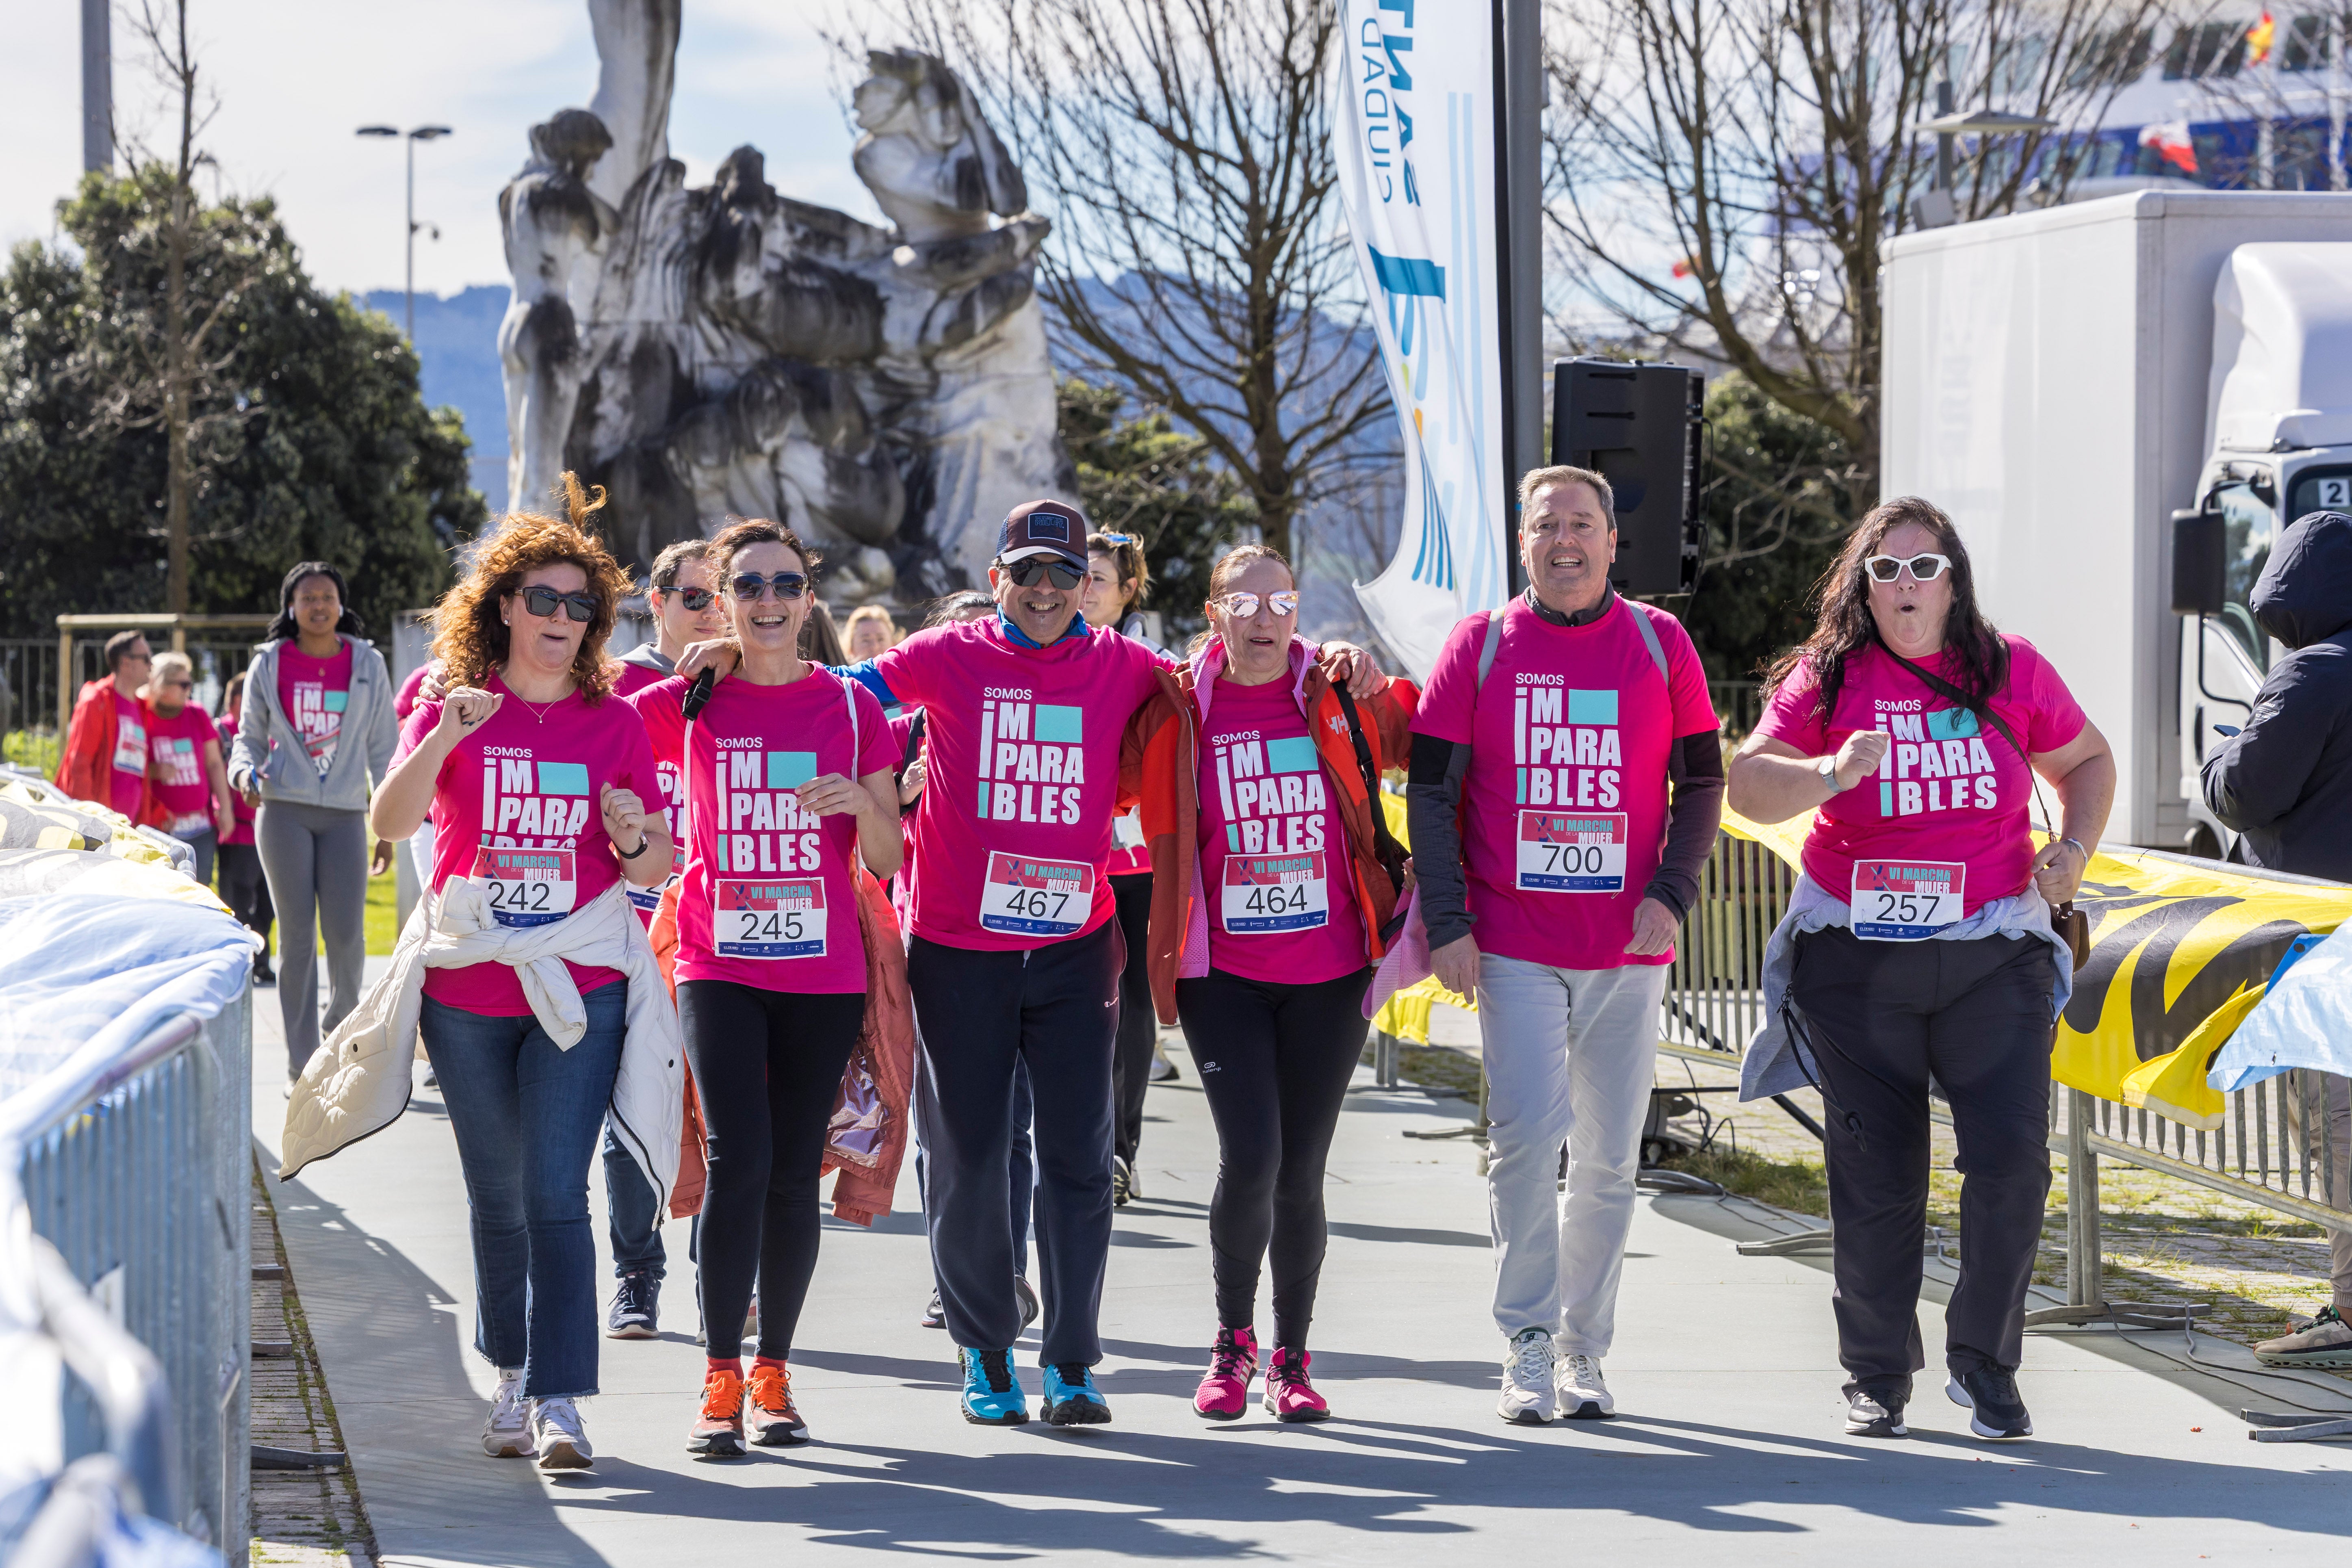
[228,562,399,1081]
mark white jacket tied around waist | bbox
[279,877,683,1209]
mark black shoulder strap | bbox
[1331,683,1408,893]
[899,709,927,774]
[1882,643,2059,835]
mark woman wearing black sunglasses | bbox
[1729,496,2115,1443]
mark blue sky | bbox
[0,1,895,298]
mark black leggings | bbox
[1108,872,1156,1165]
[217,841,274,950]
[1175,965,1373,1349]
[677,981,865,1360]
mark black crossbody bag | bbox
[1330,685,1410,930]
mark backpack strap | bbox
[1624,597,1668,684]
[1474,606,1507,690]
[1331,684,1408,899]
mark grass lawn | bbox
[251,844,401,958]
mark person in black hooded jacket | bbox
[2202,507,2352,1370]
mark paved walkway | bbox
[249,961,2352,1565]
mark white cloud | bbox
[1,0,905,298]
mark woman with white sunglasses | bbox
[1728,497,2115,1443]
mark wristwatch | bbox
[1817,756,1842,793]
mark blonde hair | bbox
[150,651,194,686]
[844,604,899,645]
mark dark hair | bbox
[1190,543,1296,656]
[221,670,246,721]
[1764,495,2008,724]
[800,600,849,665]
[1087,530,1150,614]
[103,629,150,673]
[264,561,365,644]
[708,516,819,579]
[925,589,996,628]
[1518,464,1615,519]
[645,538,713,592]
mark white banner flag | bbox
[1332,0,1510,681]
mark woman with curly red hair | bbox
[368,477,674,1472]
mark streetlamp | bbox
[1913,82,2056,229]
[356,124,453,340]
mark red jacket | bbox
[1121,640,1418,1024]
[58,678,157,825]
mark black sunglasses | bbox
[659,586,717,612]
[730,571,809,602]
[1002,557,1085,591]
[517,585,598,623]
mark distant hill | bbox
[358,284,511,512]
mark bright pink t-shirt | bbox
[631,670,893,993]
[216,714,256,846]
[147,705,219,837]
[396,674,662,1016]
[106,691,150,819]
[278,642,354,779]
[611,655,671,701]
[613,657,686,927]
[870,619,1171,950]
[393,664,430,724]
[1195,674,1364,984]
[1752,635,2088,914]
[1412,595,1717,969]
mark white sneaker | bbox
[481,1369,533,1458]
[1497,1328,1557,1425]
[1556,1352,1615,1419]
[529,1396,594,1471]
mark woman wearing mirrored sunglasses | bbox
[1127,545,1419,1422]
[1728,496,2115,1443]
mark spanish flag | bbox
[2247,11,2276,67]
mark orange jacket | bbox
[1121,640,1418,1024]
[58,678,157,825]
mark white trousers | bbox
[1476,954,1667,1354]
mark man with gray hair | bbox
[1409,466,1724,1423]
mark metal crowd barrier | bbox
[3,991,254,1565]
[1656,831,2352,1317]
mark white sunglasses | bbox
[1864,553,1952,583]
[1214,590,1299,618]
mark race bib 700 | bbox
[1515,810,1627,893]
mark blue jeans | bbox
[420,984,627,1399]
[604,1126,667,1280]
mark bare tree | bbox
[89,0,264,614]
[851,0,1396,560]
[1543,0,2166,492]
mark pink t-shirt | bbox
[278,642,354,778]
[397,674,662,1016]
[106,691,150,819]
[870,619,1170,950]
[611,655,671,701]
[1195,674,1365,984]
[394,664,430,723]
[1412,596,1717,969]
[613,657,686,927]
[147,705,219,837]
[1752,635,2088,915]
[632,670,893,992]
[216,714,256,846]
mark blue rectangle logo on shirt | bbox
[1926,708,1980,740]
[767,751,818,789]
[536,761,590,796]
[1567,690,1618,725]
[1265,736,1318,774]
[1034,705,1083,744]
[323,690,349,713]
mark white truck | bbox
[1882,190,2352,854]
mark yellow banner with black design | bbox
[1719,810,2352,1129]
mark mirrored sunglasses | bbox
[730,571,809,602]
[661,586,717,612]
[1003,558,1086,591]
[1216,590,1299,618]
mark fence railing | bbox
[1709,680,1762,740]
[1,636,261,738]
[2,992,254,1564]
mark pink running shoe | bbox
[1264,1347,1329,1423]
[1194,1325,1259,1420]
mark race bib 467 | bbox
[978,852,1094,936]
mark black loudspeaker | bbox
[2170,505,2226,616]
[1549,358,1705,596]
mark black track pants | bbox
[1788,925,2056,1395]
[1176,965,1373,1350]
[677,981,865,1360]
[1108,872,1156,1166]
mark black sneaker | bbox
[921,1289,946,1329]
[1946,1365,2032,1439]
[1112,1156,1132,1207]
[252,955,276,987]
[607,1269,659,1340]
[1015,1275,1040,1333]
[1843,1384,1908,1438]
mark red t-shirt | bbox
[869,620,1170,950]
[216,714,257,846]
[147,705,219,837]
[633,670,894,992]
[278,642,355,779]
[106,691,150,820]
[1195,674,1364,984]
[1412,596,1717,969]
[396,674,662,1016]
[1752,635,2088,915]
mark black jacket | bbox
[2201,509,2352,882]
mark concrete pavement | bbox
[250,959,2352,1565]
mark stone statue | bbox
[498,1,1074,603]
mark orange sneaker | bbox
[747,1361,810,1446]
[688,1364,746,1458]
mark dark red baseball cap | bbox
[996,499,1090,572]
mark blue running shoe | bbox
[960,1348,1030,1425]
[1041,1362,1112,1426]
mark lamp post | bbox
[355,124,453,339]
[1914,96,2057,228]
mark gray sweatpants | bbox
[2307,1072,2352,1315]
[258,801,370,1079]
